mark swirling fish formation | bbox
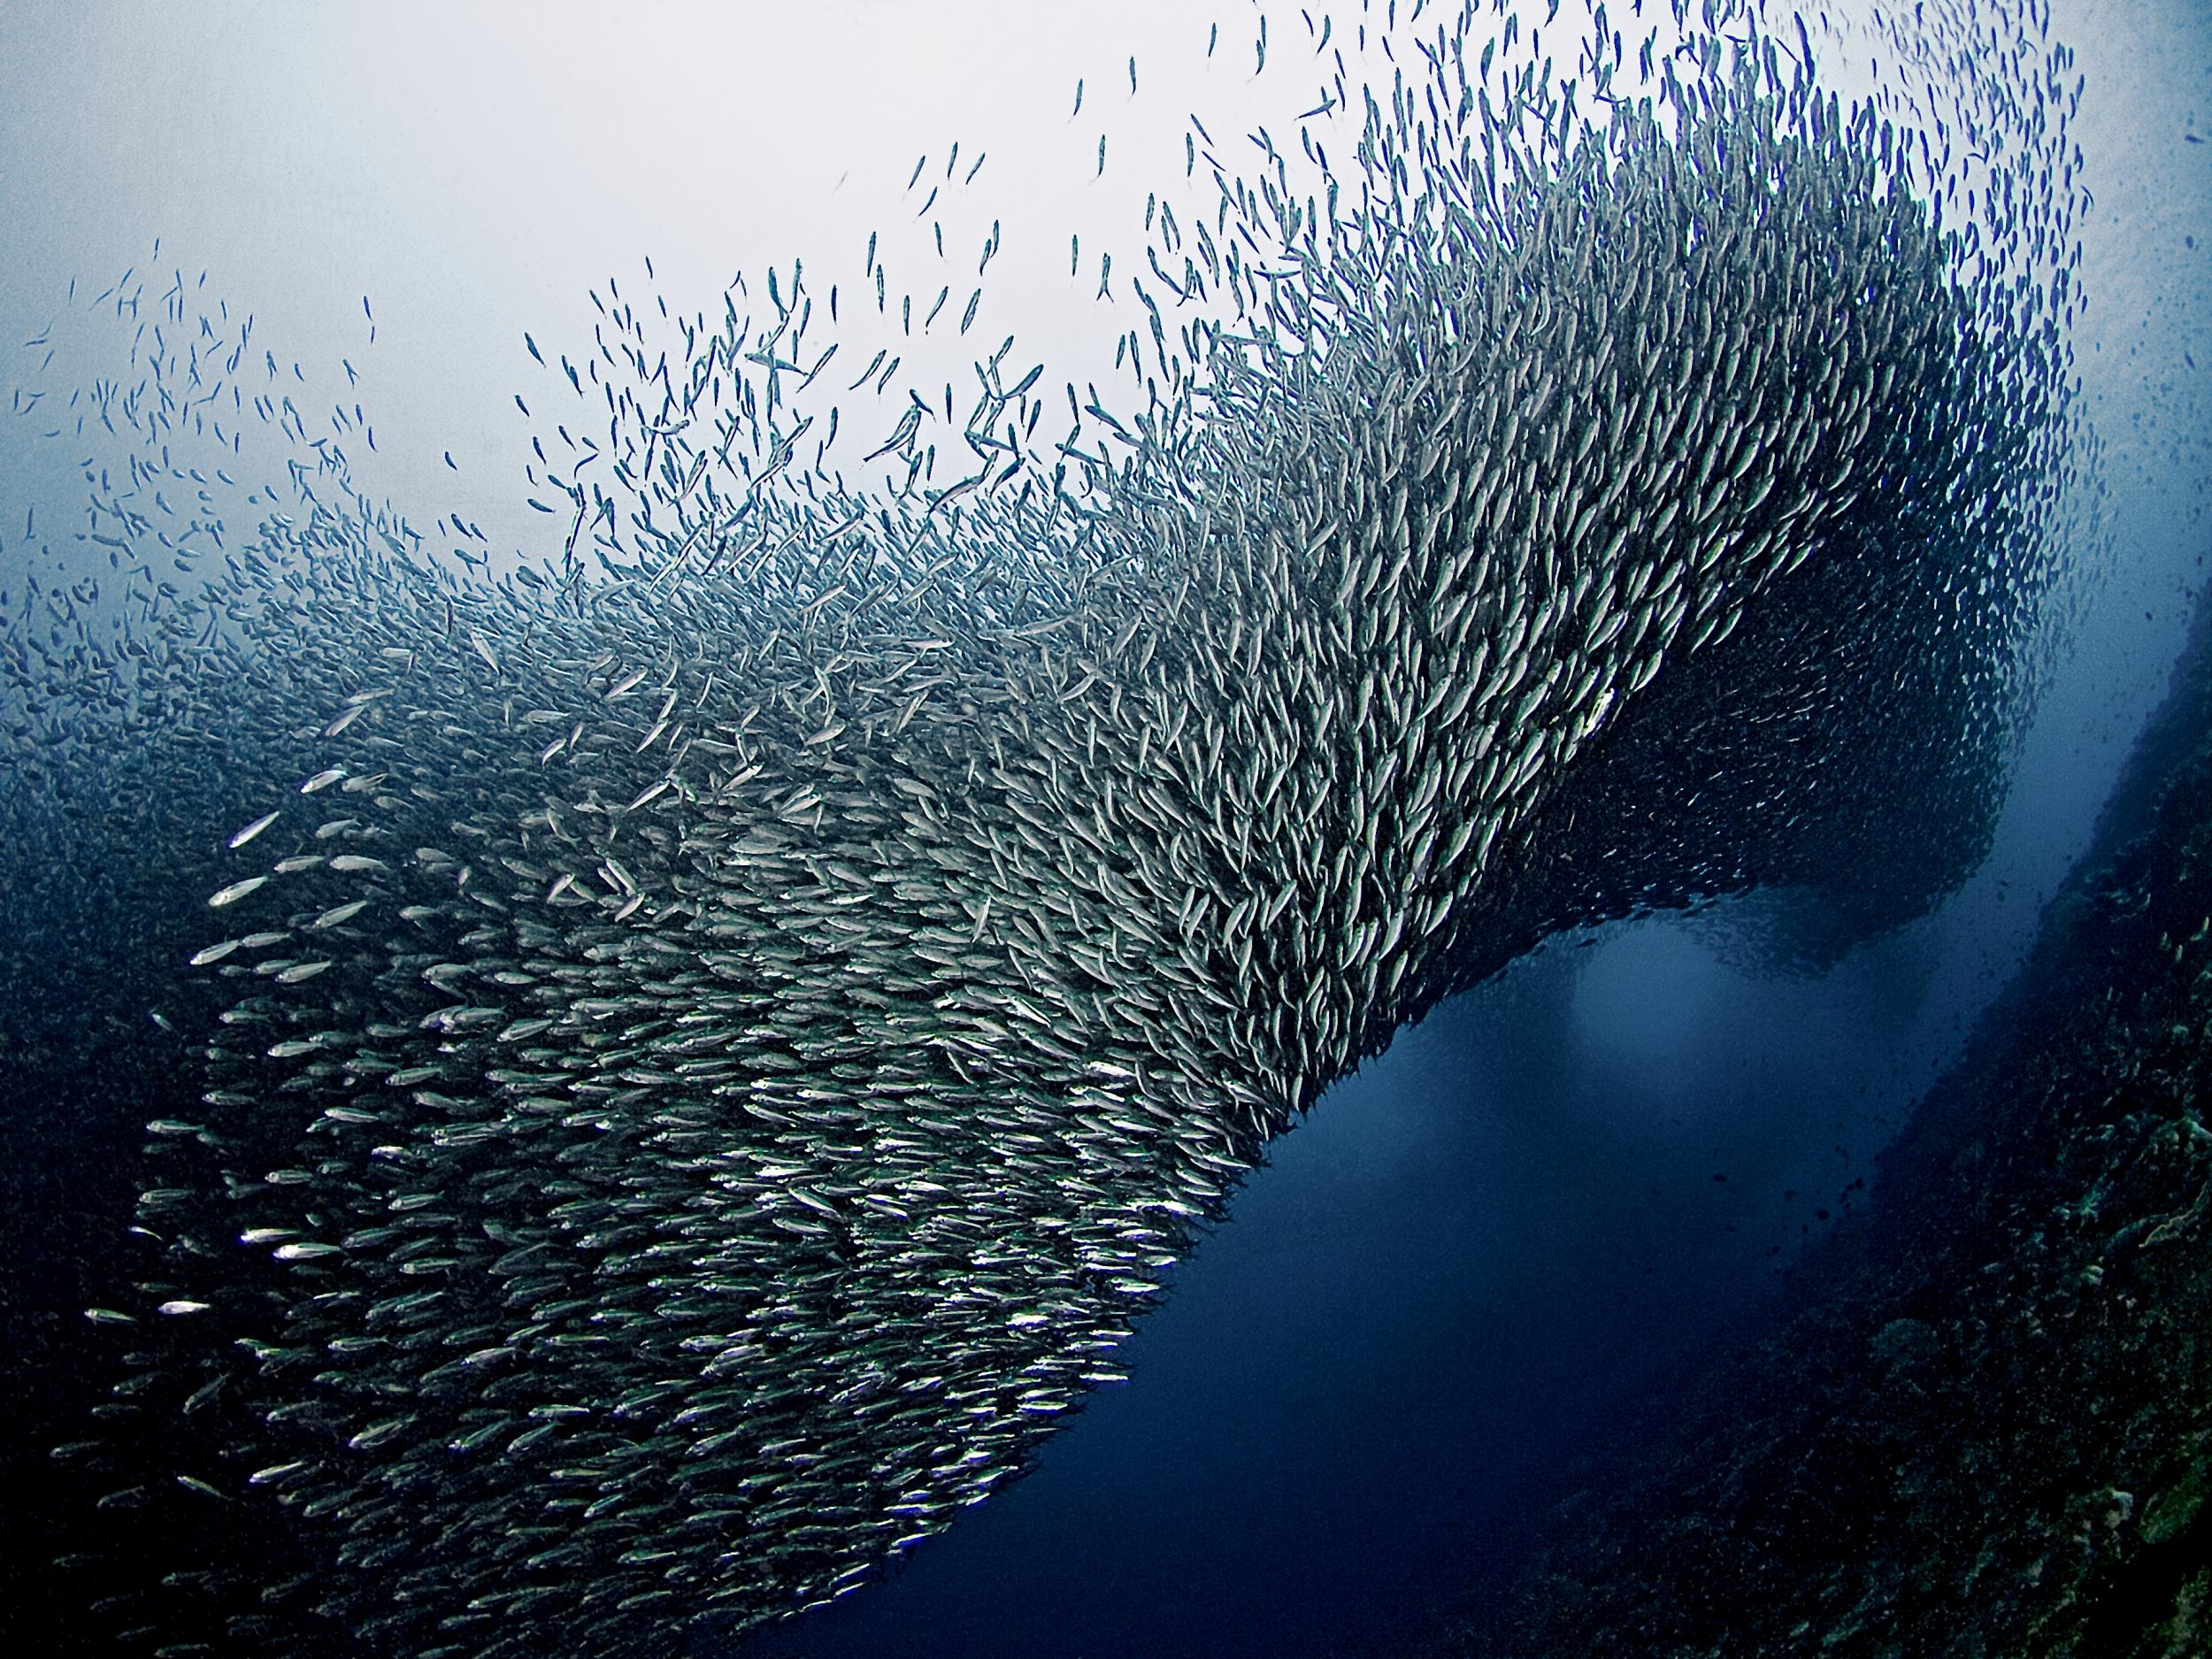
[6,3,2084,1655]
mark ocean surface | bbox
[1,4,2206,1655]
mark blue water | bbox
[734,915,1952,1658]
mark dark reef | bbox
[1446,576,2212,1658]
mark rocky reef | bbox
[1448,585,2212,1657]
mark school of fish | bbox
[0,1,2087,1653]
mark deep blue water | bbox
[730,906,1965,1658]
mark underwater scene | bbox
[0,2,2205,1655]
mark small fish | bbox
[32,13,2084,1654]
[207,876,270,909]
[228,810,280,849]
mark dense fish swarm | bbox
[3,2,2085,1654]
